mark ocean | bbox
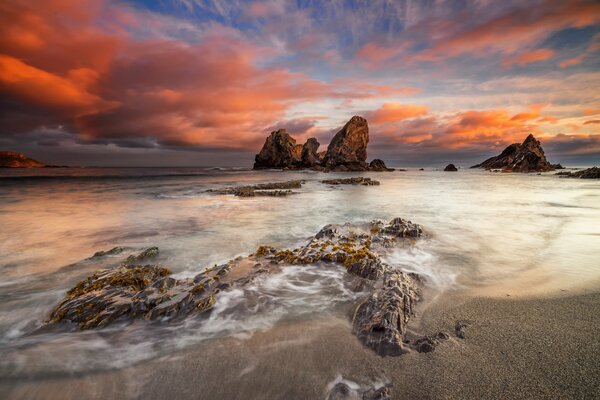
[0,167,599,396]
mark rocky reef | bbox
[321,177,380,186]
[470,134,557,172]
[0,151,57,168]
[207,180,304,197]
[253,116,393,172]
[556,167,600,179]
[47,217,428,356]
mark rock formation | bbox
[301,137,321,167]
[47,217,425,356]
[0,151,52,168]
[321,177,379,186]
[556,167,600,179]
[322,116,369,170]
[444,164,458,171]
[253,116,392,171]
[471,134,555,172]
[253,129,302,169]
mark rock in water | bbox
[300,137,320,167]
[369,159,394,171]
[556,166,600,179]
[444,164,458,171]
[471,134,555,172]
[253,129,302,169]
[323,116,369,170]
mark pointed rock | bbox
[300,137,320,167]
[323,116,369,170]
[444,163,458,171]
[471,134,555,172]
[253,129,302,169]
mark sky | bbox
[1,0,600,167]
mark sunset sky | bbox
[1,0,600,166]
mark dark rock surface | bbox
[323,116,369,169]
[47,218,425,356]
[252,116,392,172]
[369,159,394,171]
[471,134,555,172]
[444,164,458,171]
[556,166,600,179]
[301,137,321,167]
[321,177,380,186]
[253,129,302,169]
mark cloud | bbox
[364,103,428,124]
[502,48,555,67]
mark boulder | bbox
[471,134,555,172]
[444,164,458,171]
[323,116,369,169]
[253,129,302,169]
[369,159,394,171]
[300,137,320,167]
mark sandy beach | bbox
[3,287,599,400]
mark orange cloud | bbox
[365,103,429,124]
[584,120,600,125]
[503,48,555,67]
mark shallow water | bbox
[0,167,599,386]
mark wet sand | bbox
[2,289,599,400]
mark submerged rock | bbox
[444,164,458,171]
[471,134,555,172]
[47,218,426,356]
[321,177,380,186]
[556,166,600,179]
[91,247,124,258]
[207,180,304,197]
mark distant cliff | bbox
[0,152,53,168]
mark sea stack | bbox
[252,116,392,171]
[471,134,556,172]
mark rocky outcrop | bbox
[444,164,458,171]
[323,116,369,170]
[252,117,392,171]
[301,137,320,167]
[207,180,304,197]
[47,218,425,356]
[556,167,600,179]
[253,129,302,169]
[321,177,380,186]
[0,151,53,168]
[369,159,394,171]
[471,134,555,172]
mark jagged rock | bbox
[471,134,555,172]
[91,247,124,258]
[553,163,565,169]
[47,218,425,356]
[253,129,302,169]
[368,159,394,171]
[556,166,600,179]
[455,321,470,339]
[326,381,391,400]
[321,177,380,186]
[444,164,458,171]
[301,137,320,167]
[125,247,159,264]
[352,271,421,356]
[323,116,369,170]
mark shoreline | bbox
[2,287,599,399]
